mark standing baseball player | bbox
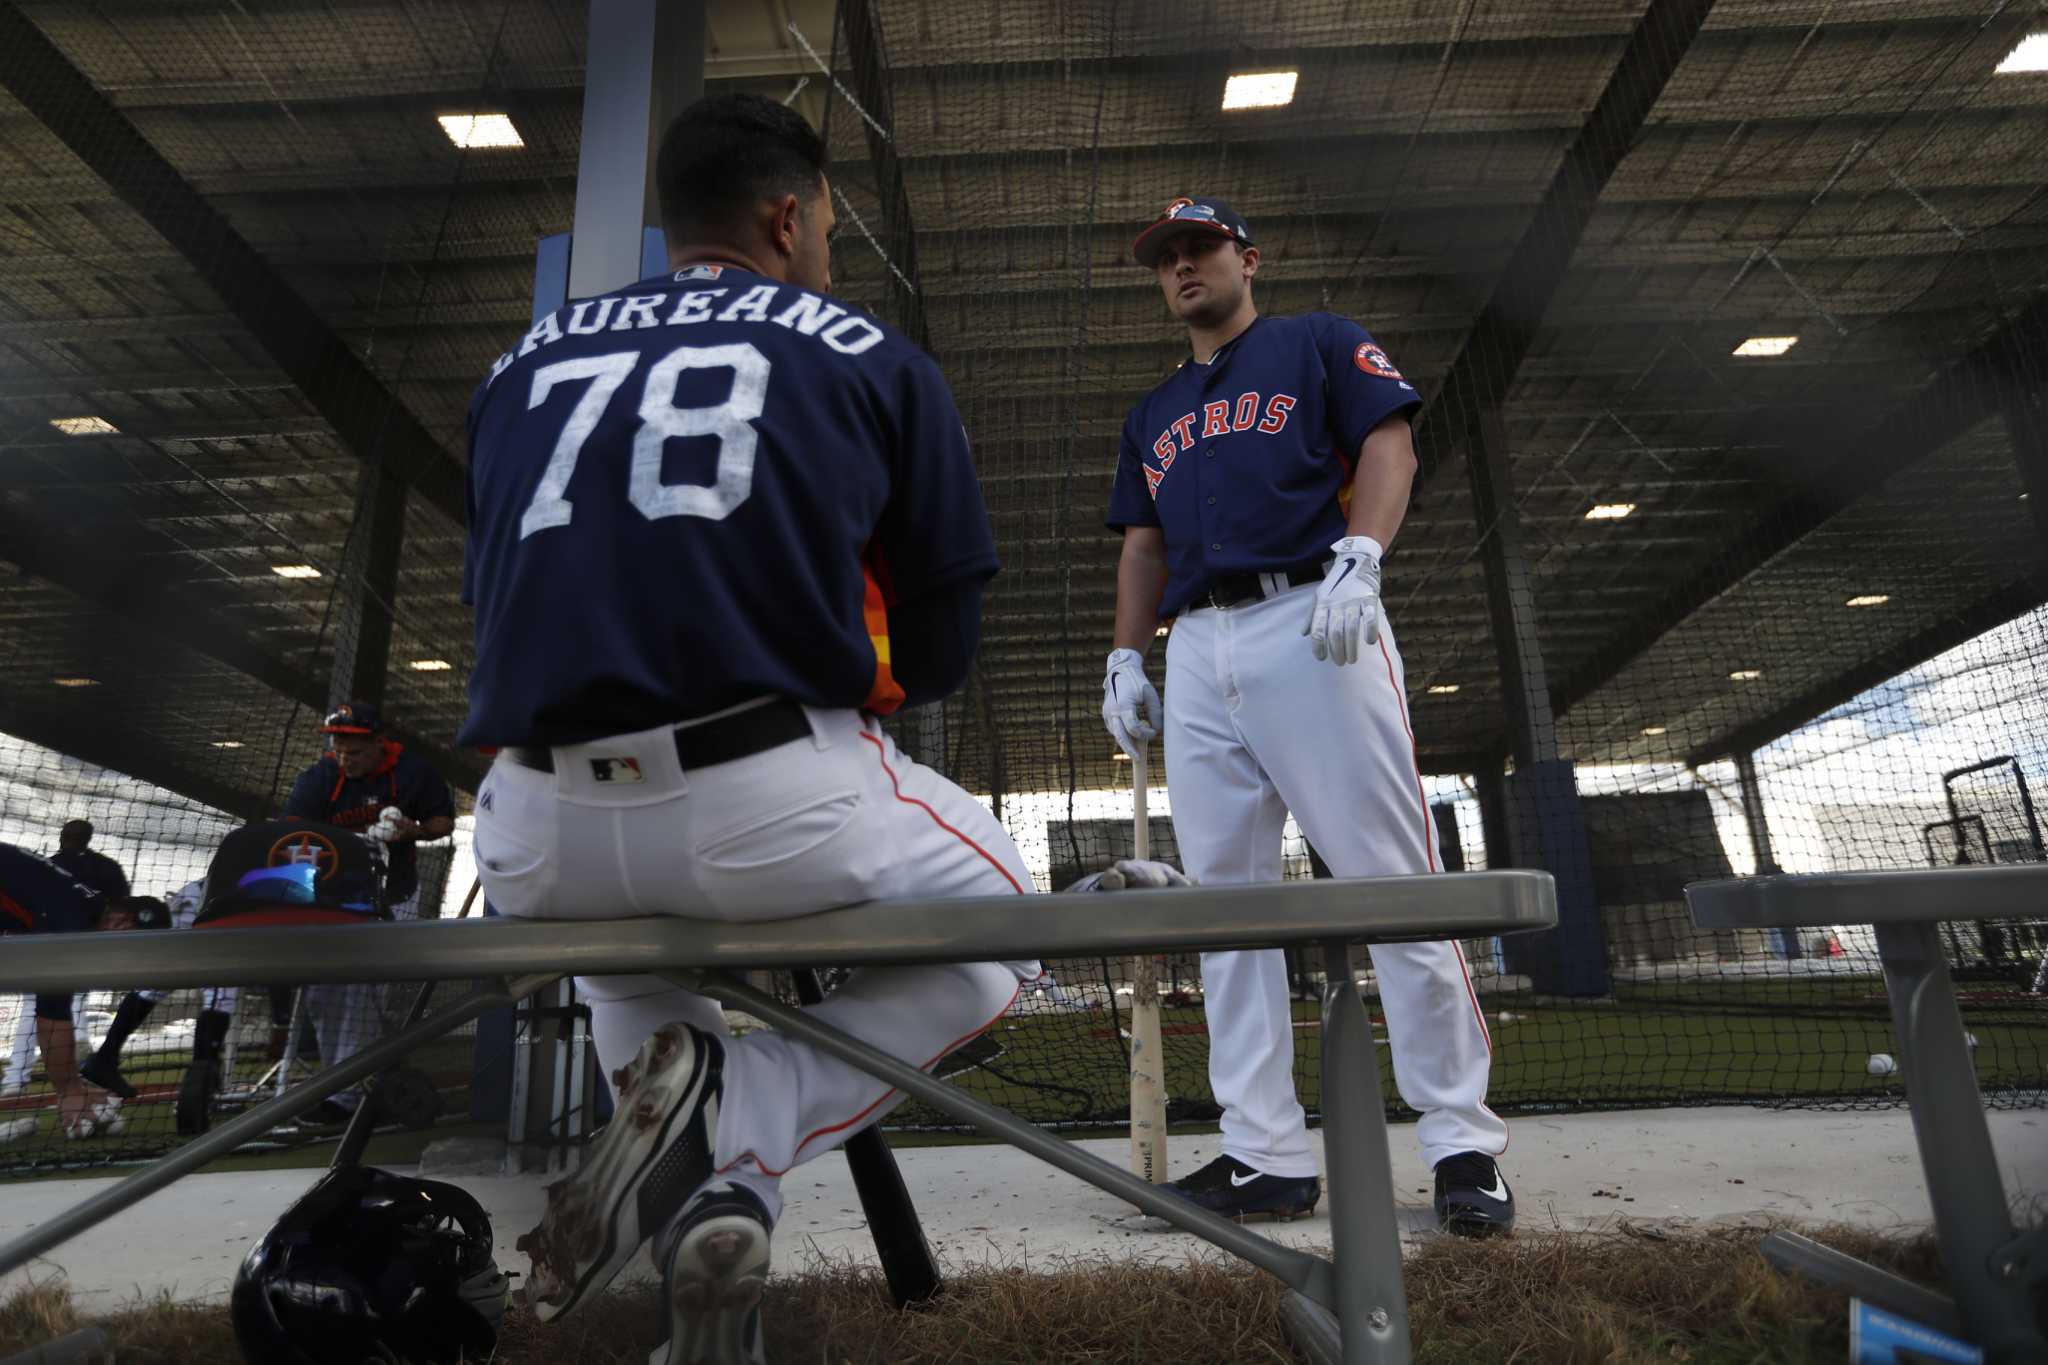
[460,93,1051,1364]
[0,842,138,1144]
[4,820,130,1095]
[283,701,455,1125]
[1102,197,1512,1236]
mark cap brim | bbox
[1132,218,1239,267]
[321,724,374,735]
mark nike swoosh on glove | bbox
[1062,859,1194,894]
[1102,648,1162,757]
[1303,535,1384,667]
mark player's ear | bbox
[769,193,801,259]
[1239,244,1259,280]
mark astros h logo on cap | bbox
[1132,196,1256,268]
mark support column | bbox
[502,0,707,1173]
[1735,752,1795,959]
[327,464,407,710]
[2001,359,2048,569]
[1468,411,1610,996]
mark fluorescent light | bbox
[271,564,321,579]
[51,676,98,687]
[1641,725,1667,736]
[1111,752,1131,762]
[49,416,117,436]
[1733,335,1798,357]
[1996,33,2048,74]
[438,113,523,149]
[1427,684,1461,695]
[1222,71,1298,110]
[1155,625,1170,637]
[1845,594,1891,608]
[1729,669,1763,681]
[211,740,244,749]
[408,659,453,672]
[1584,502,1636,521]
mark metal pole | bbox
[1734,752,1794,958]
[0,974,557,1278]
[674,971,1339,1310]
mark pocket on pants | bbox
[473,818,552,918]
[692,789,882,916]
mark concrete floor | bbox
[3,1105,2042,1313]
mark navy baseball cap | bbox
[321,702,383,735]
[1132,197,1255,267]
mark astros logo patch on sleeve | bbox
[1354,342,1402,379]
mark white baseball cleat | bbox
[651,1180,772,1365]
[0,1116,36,1147]
[516,1023,725,1324]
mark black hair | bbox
[60,818,92,841]
[655,93,828,245]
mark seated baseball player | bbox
[0,841,143,1144]
[459,93,1179,1365]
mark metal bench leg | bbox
[1877,920,2048,1363]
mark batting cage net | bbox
[1,0,2044,1174]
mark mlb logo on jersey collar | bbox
[589,757,644,783]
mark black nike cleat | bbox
[518,1022,724,1324]
[1157,1154,1321,1223]
[652,1179,772,1365]
[176,1058,220,1135]
[78,1051,138,1100]
[1434,1150,1514,1237]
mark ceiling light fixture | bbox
[1222,71,1298,110]
[1729,668,1763,681]
[271,564,321,579]
[1996,32,2048,74]
[1733,335,1798,357]
[1641,725,1667,736]
[211,740,244,749]
[408,659,454,672]
[49,416,117,436]
[1584,502,1636,520]
[1427,684,1461,695]
[438,113,523,149]
[1155,625,1170,637]
[1845,594,1891,608]
[51,676,99,688]
[1111,751,1131,762]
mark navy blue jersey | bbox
[0,841,101,935]
[49,847,129,903]
[460,263,998,747]
[1106,313,1420,617]
[283,744,453,902]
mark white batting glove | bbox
[1102,649,1161,756]
[1303,536,1384,666]
[1063,859,1193,894]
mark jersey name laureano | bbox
[1144,390,1298,499]
[483,272,886,389]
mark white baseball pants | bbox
[474,704,1038,1219]
[1163,584,1505,1175]
[306,888,420,1107]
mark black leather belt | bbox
[1198,562,1325,611]
[504,699,812,775]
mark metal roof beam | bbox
[0,704,269,823]
[0,5,466,525]
[1552,290,2048,722]
[1682,579,2045,766]
[0,501,483,793]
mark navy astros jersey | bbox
[0,841,102,935]
[460,263,997,747]
[283,745,454,902]
[1105,313,1420,617]
[49,846,129,903]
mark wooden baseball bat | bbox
[1128,746,1168,1184]
[791,967,943,1307]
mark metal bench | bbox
[1684,864,2047,1365]
[1,871,1557,1365]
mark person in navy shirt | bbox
[1101,196,1514,1236]
[50,820,130,904]
[461,93,1043,1360]
[0,842,138,1141]
[282,700,454,1125]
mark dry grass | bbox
[0,1223,1948,1364]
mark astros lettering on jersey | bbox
[1107,313,1418,616]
